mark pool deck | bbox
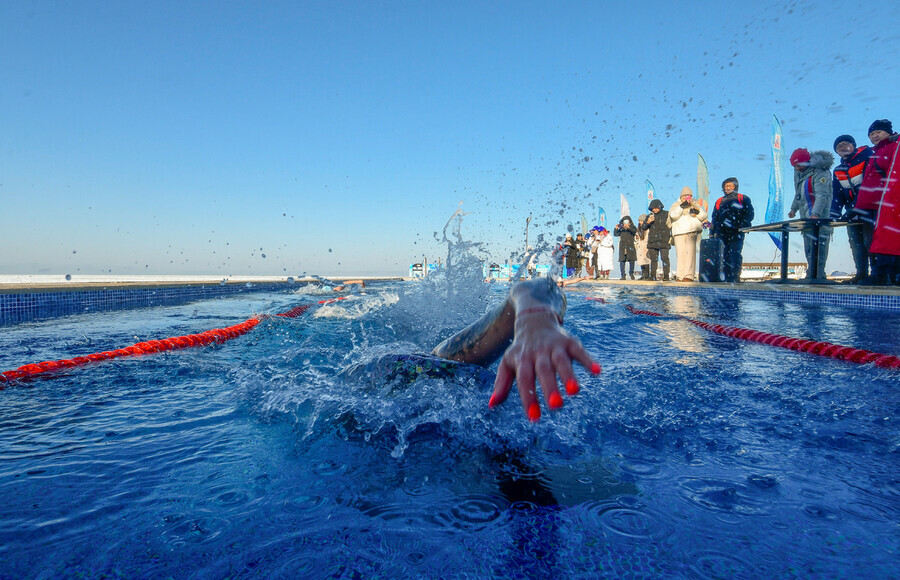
[1,274,897,297]
[0,275,405,293]
[571,277,900,297]
[1,275,899,327]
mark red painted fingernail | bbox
[590,362,602,375]
[527,402,541,422]
[565,378,580,396]
[549,392,564,410]
[488,393,499,409]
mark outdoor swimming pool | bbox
[1,279,897,577]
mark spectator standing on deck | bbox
[640,199,672,281]
[668,187,707,282]
[575,233,587,277]
[635,214,652,279]
[858,119,900,285]
[595,227,615,279]
[614,216,638,279]
[710,177,755,283]
[564,233,580,278]
[583,231,597,278]
[587,228,600,279]
[831,134,874,283]
[788,148,835,280]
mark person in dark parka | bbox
[710,177,755,282]
[563,233,580,278]
[614,215,638,279]
[831,134,874,283]
[639,199,672,281]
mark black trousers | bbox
[646,248,670,280]
[846,221,873,278]
[721,236,745,282]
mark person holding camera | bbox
[639,199,672,281]
[613,216,638,279]
[668,187,708,282]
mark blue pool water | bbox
[1,279,897,578]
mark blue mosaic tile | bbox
[0,283,292,327]
[659,284,900,311]
[3,281,899,327]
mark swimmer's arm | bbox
[333,279,365,292]
[559,276,589,287]
[430,298,517,366]
[431,278,566,366]
[430,277,567,367]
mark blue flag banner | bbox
[645,180,655,202]
[597,208,607,229]
[766,115,785,251]
[697,154,711,239]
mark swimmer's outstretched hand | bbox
[489,308,600,422]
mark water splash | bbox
[391,204,492,341]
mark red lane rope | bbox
[317,296,350,305]
[683,318,900,369]
[604,298,900,370]
[1,303,315,387]
[277,305,311,318]
[585,297,609,304]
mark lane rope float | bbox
[587,296,900,370]
[0,303,317,387]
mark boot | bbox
[662,265,670,282]
[859,273,891,286]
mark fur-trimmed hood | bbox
[807,150,835,171]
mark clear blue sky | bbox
[2,0,898,276]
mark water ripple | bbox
[599,507,657,539]
[688,550,755,579]
[840,500,894,523]
[449,495,505,528]
[677,477,771,517]
[161,513,232,548]
[211,487,250,508]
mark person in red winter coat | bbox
[857,119,900,285]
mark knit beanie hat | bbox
[833,134,856,152]
[790,148,811,166]
[868,119,893,135]
[721,177,739,192]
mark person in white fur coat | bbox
[668,187,708,282]
[592,226,616,279]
